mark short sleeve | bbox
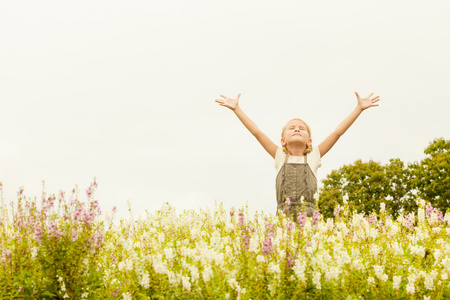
[274,147,285,171]
[308,146,322,176]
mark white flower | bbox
[406,282,415,294]
[268,262,281,274]
[181,276,191,291]
[139,272,150,289]
[122,292,132,300]
[202,266,213,283]
[367,277,375,285]
[393,276,401,290]
[424,296,431,300]
[380,203,386,213]
[249,236,259,253]
[256,255,265,263]
[434,249,442,262]
[164,247,174,261]
[369,245,380,257]
[293,259,306,282]
[313,271,321,290]
[424,270,438,290]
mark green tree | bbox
[318,160,397,219]
[318,138,450,219]
[410,138,450,212]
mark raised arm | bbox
[215,94,278,158]
[318,92,380,158]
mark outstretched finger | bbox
[354,92,360,98]
[367,92,374,98]
[220,94,228,99]
[236,93,241,99]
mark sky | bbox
[1,0,449,220]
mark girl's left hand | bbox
[355,92,380,111]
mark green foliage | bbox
[410,138,450,210]
[319,138,449,219]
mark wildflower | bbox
[140,272,150,289]
[406,282,415,294]
[71,229,78,242]
[313,210,320,225]
[393,276,401,290]
[297,212,306,227]
[182,276,191,291]
[122,292,132,300]
[256,255,265,263]
[334,206,341,218]
[287,221,294,231]
[202,266,213,283]
[312,271,321,289]
[262,236,273,256]
[249,236,259,253]
[368,213,376,225]
[238,211,245,225]
[367,277,375,285]
[268,262,281,275]
[287,252,295,268]
[286,197,291,206]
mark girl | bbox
[215,92,380,219]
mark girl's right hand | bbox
[215,94,240,111]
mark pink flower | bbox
[368,213,376,225]
[262,236,273,256]
[297,213,306,227]
[238,212,245,225]
[287,221,294,231]
[334,206,341,218]
[35,228,43,243]
[71,229,78,242]
[313,210,320,225]
[286,197,291,206]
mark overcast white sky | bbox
[1,0,449,220]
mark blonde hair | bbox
[281,118,313,156]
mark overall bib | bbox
[275,153,317,219]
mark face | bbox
[281,119,312,148]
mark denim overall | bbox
[276,153,317,219]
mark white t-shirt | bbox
[274,146,322,178]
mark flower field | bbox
[1,181,450,299]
